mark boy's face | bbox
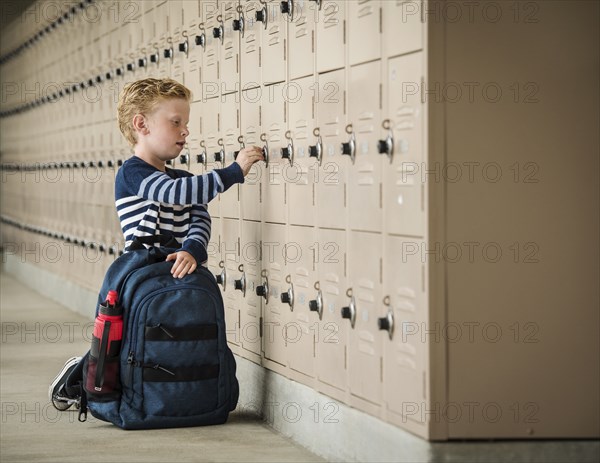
[136,97,190,162]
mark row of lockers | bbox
[0,217,428,427]
[4,0,424,106]
[2,53,426,236]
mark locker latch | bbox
[150,51,159,64]
[281,276,295,310]
[281,131,295,166]
[341,131,357,164]
[255,5,268,29]
[260,134,270,167]
[341,293,357,328]
[256,272,270,304]
[215,262,227,291]
[280,1,295,21]
[308,132,323,166]
[178,39,188,56]
[377,308,394,340]
[138,57,147,68]
[234,265,246,297]
[215,140,225,167]
[126,62,135,72]
[233,13,245,38]
[234,136,245,161]
[309,289,323,320]
[179,148,190,169]
[378,121,394,163]
[197,141,208,168]
[195,32,206,49]
[163,47,174,60]
[213,21,225,45]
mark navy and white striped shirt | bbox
[115,156,244,264]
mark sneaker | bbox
[49,356,82,411]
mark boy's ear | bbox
[132,113,149,135]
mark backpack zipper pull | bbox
[157,323,175,339]
[152,363,175,376]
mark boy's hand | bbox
[166,250,197,278]
[235,145,265,176]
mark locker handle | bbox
[377,309,395,340]
[281,138,294,167]
[233,13,245,38]
[195,33,206,49]
[215,266,227,291]
[280,283,294,310]
[341,133,356,164]
[196,151,208,168]
[341,296,357,328]
[234,272,246,297]
[255,6,268,29]
[309,290,323,320]
[256,276,270,304]
[308,135,323,166]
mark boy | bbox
[49,78,264,409]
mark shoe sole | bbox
[48,356,82,406]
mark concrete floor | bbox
[0,271,325,463]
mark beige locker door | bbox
[286,225,317,377]
[203,97,221,219]
[288,0,314,80]
[203,2,221,88]
[154,2,169,46]
[348,60,382,232]
[382,235,426,423]
[348,230,382,406]
[383,0,423,59]
[315,228,348,392]
[287,75,316,226]
[262,222,288,365]
[316,0,345,73]
[240,88,262,221]
[156,33,172,79]
[183,0,200,27]
[240,0,261,90]
[171,28,186,84]
[188,101,203,176]
[261,83,288,224]
[221,1,241,93]
[187,19,203,98]
[168,0,184,36]
[207,216,222,275]
[348,0,381,66]
[261,0,287,85]
[240,219,262,356]
[223,217,242,346]
[220,91,241,219]
[384,52,424,237]
[316,69,347,229]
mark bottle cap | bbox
[106,290,118,306]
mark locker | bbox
[286,224,317,378]
[239,220,262,357]
[207,215,222,276]
[383,0,423,59]
[186,18,203,99]
[220,91,241,219]
[261,0,286,85]
[240,88,263,221]
[202,1,221,91]
[382,235,427,423]
[288,0,314,80]
[287,75,317,226]
[202,97,221,218]
[221,0,241,94]
[384,52,424,237]
[316,0,346,73]
[348,0,381,66]
[261,222,288,365]
[261,83,288,224]
[183,0,201,28]
[187,101,203,175]
[222,217,242,346]
[154,2,169,39]
[156,33,172,79]
[347,60,382,232]
[347,230,383,407]
[240,0,261,90]
[167,0,184,35]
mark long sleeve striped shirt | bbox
[115,156,244,264]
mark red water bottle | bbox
[87,290,123,393]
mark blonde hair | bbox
[117,78,192,148]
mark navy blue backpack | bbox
[80,234,239,429]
